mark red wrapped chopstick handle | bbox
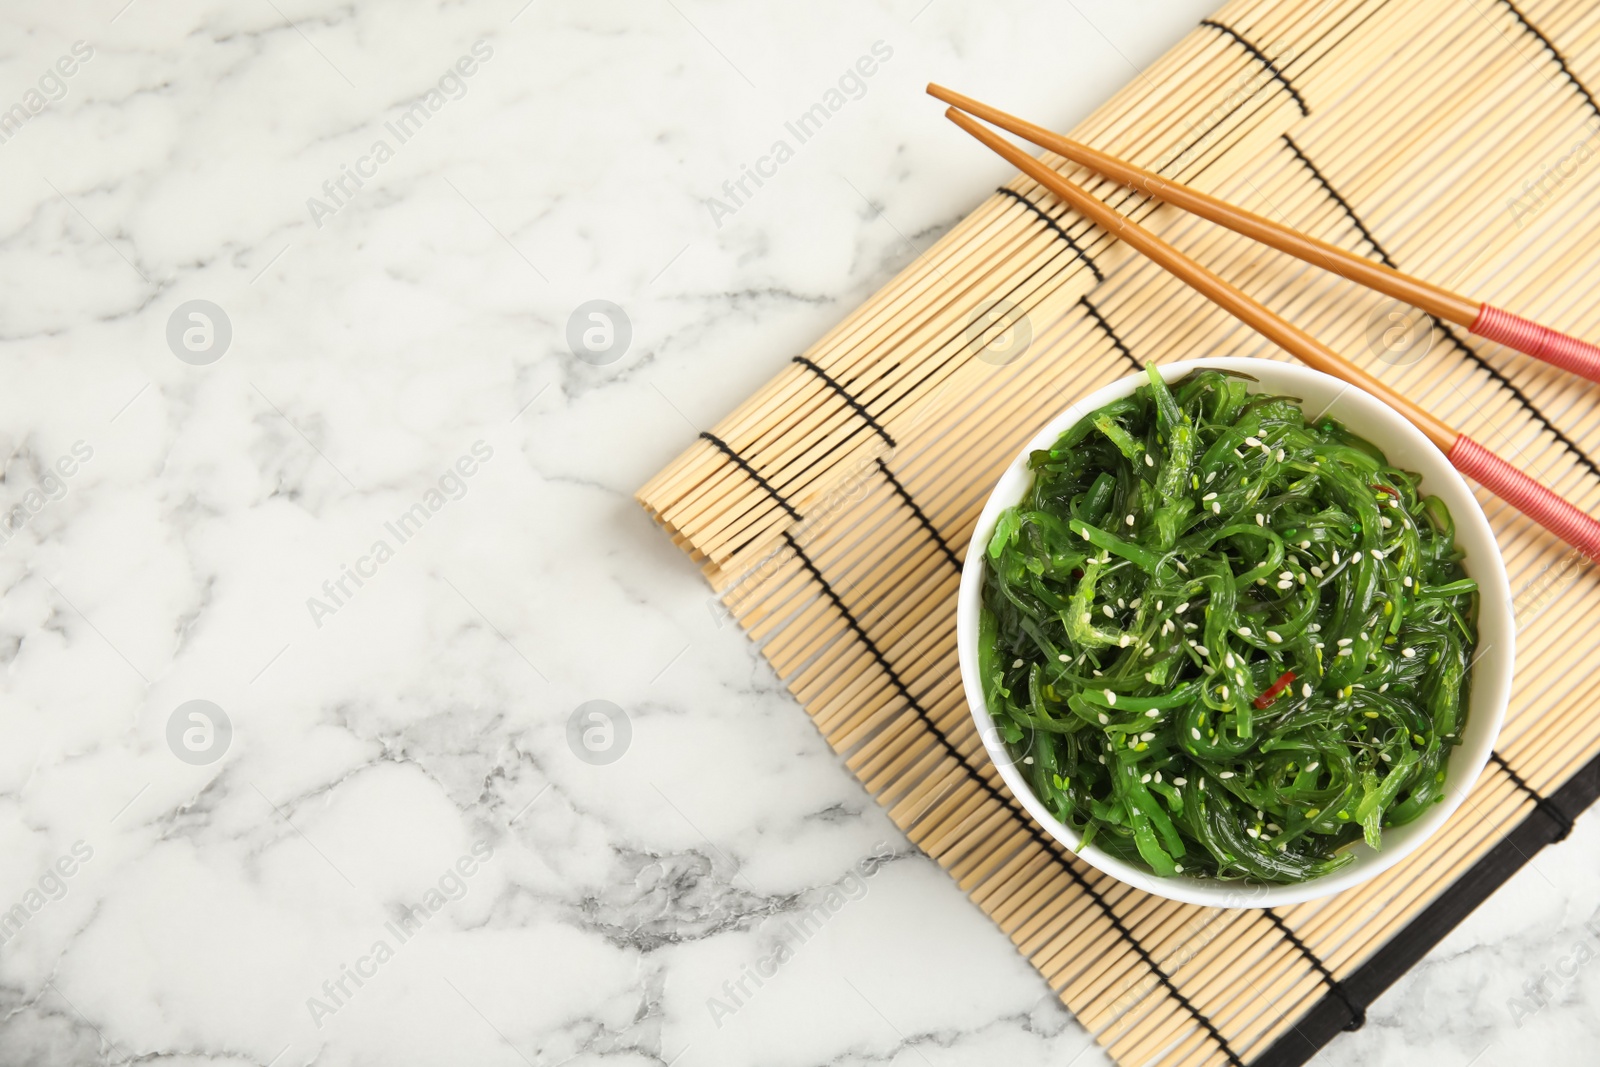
[1450,435,1600,561]
[1470,305,1600,384]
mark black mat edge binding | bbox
[1254,751,1596,1066]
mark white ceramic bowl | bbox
[957,358,1513,908]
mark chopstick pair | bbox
[930,83,1600,386]
[931,84,1600,562]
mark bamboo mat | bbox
[637,1,1600,1063]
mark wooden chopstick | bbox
[928,83,1600,386]
[941,104,1600,562]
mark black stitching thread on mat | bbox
[1281,136,1396,268]
[1500,0,1600,119]
[1490,752,1574,841]
[793,356,898,449]
[1262,910,1367,1031]
[782,532,1245,1066]
[1199,19,1309,116]
[1281,138,1600,485]
[1079,296,1143,372]
[875,459,961,570]
[995,187,1105,283]
[699,432,803,521]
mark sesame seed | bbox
[1371,549,1384,560]
[1023,756,1034,764]
[1237,626,1252,637]
[1360,631,1369,641]
[1219,685,1230,698]
[1220,771,1235,779]
[1141,773,1152,783]
[1080,614,1091,625]
[1098,755,1106,764]
[1092,669,1103,677]
[1177,602,1190,613]
[1059,653,1071,661]
[1381,517,1393,528]
[1276,449,1285,462]
[1173,777,1187,786]
[1103,604,1115,618]
[1332,549,1340,564]
[1245,436,1261,447]
[1246,827,1259,838]
[1144,454,1155,467]
[1140,731,1155,742]
[1174,864,1184,873]
[1298,573,1307,584]
[1267,631,1283,643]
[1206,471,1217,483]
[1213,502,1221,514]
[1380,752,1391,762]
[1402,647,1416,658]
[1104,689,1117,704]
[1012,658,1024,668]
[1300,541,1311,550]
[1277,580,1293,590]
[1192,728,1202,740]
[1098,713,1109,725]
[1279,571,1293,581]
[1305,762,1319,772]
[1311,565,1324,578]
[1379,682,1389,692]
[1117,598,1125,608]
[1203,492,1218,501]
[1130,598,1142,609]
[1403,576,1413,587]
[1337,638,1354,647]
[1156,600,1164,611]
[1126,514,1135,526]
[1351,551,1363,562]
[1146,709,1159,718]
[1175,560,1188,573]
[1337,648,1352,657]
[1308,624,1321,633]
[1194,644,1210,656]
[1256,513,1265,526]
[1301,683,1313,698]
[1234,448,1245,458]
[1118,634,1131,647]
[1225,653,1236,668]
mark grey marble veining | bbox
[0,1,1592,1065]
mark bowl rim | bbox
[955,357,1514,908]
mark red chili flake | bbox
[1254,670,1297,709]
[1373,484,1399,498]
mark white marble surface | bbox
[0,1,1593,1065]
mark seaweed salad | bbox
[978,366,1479,884]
